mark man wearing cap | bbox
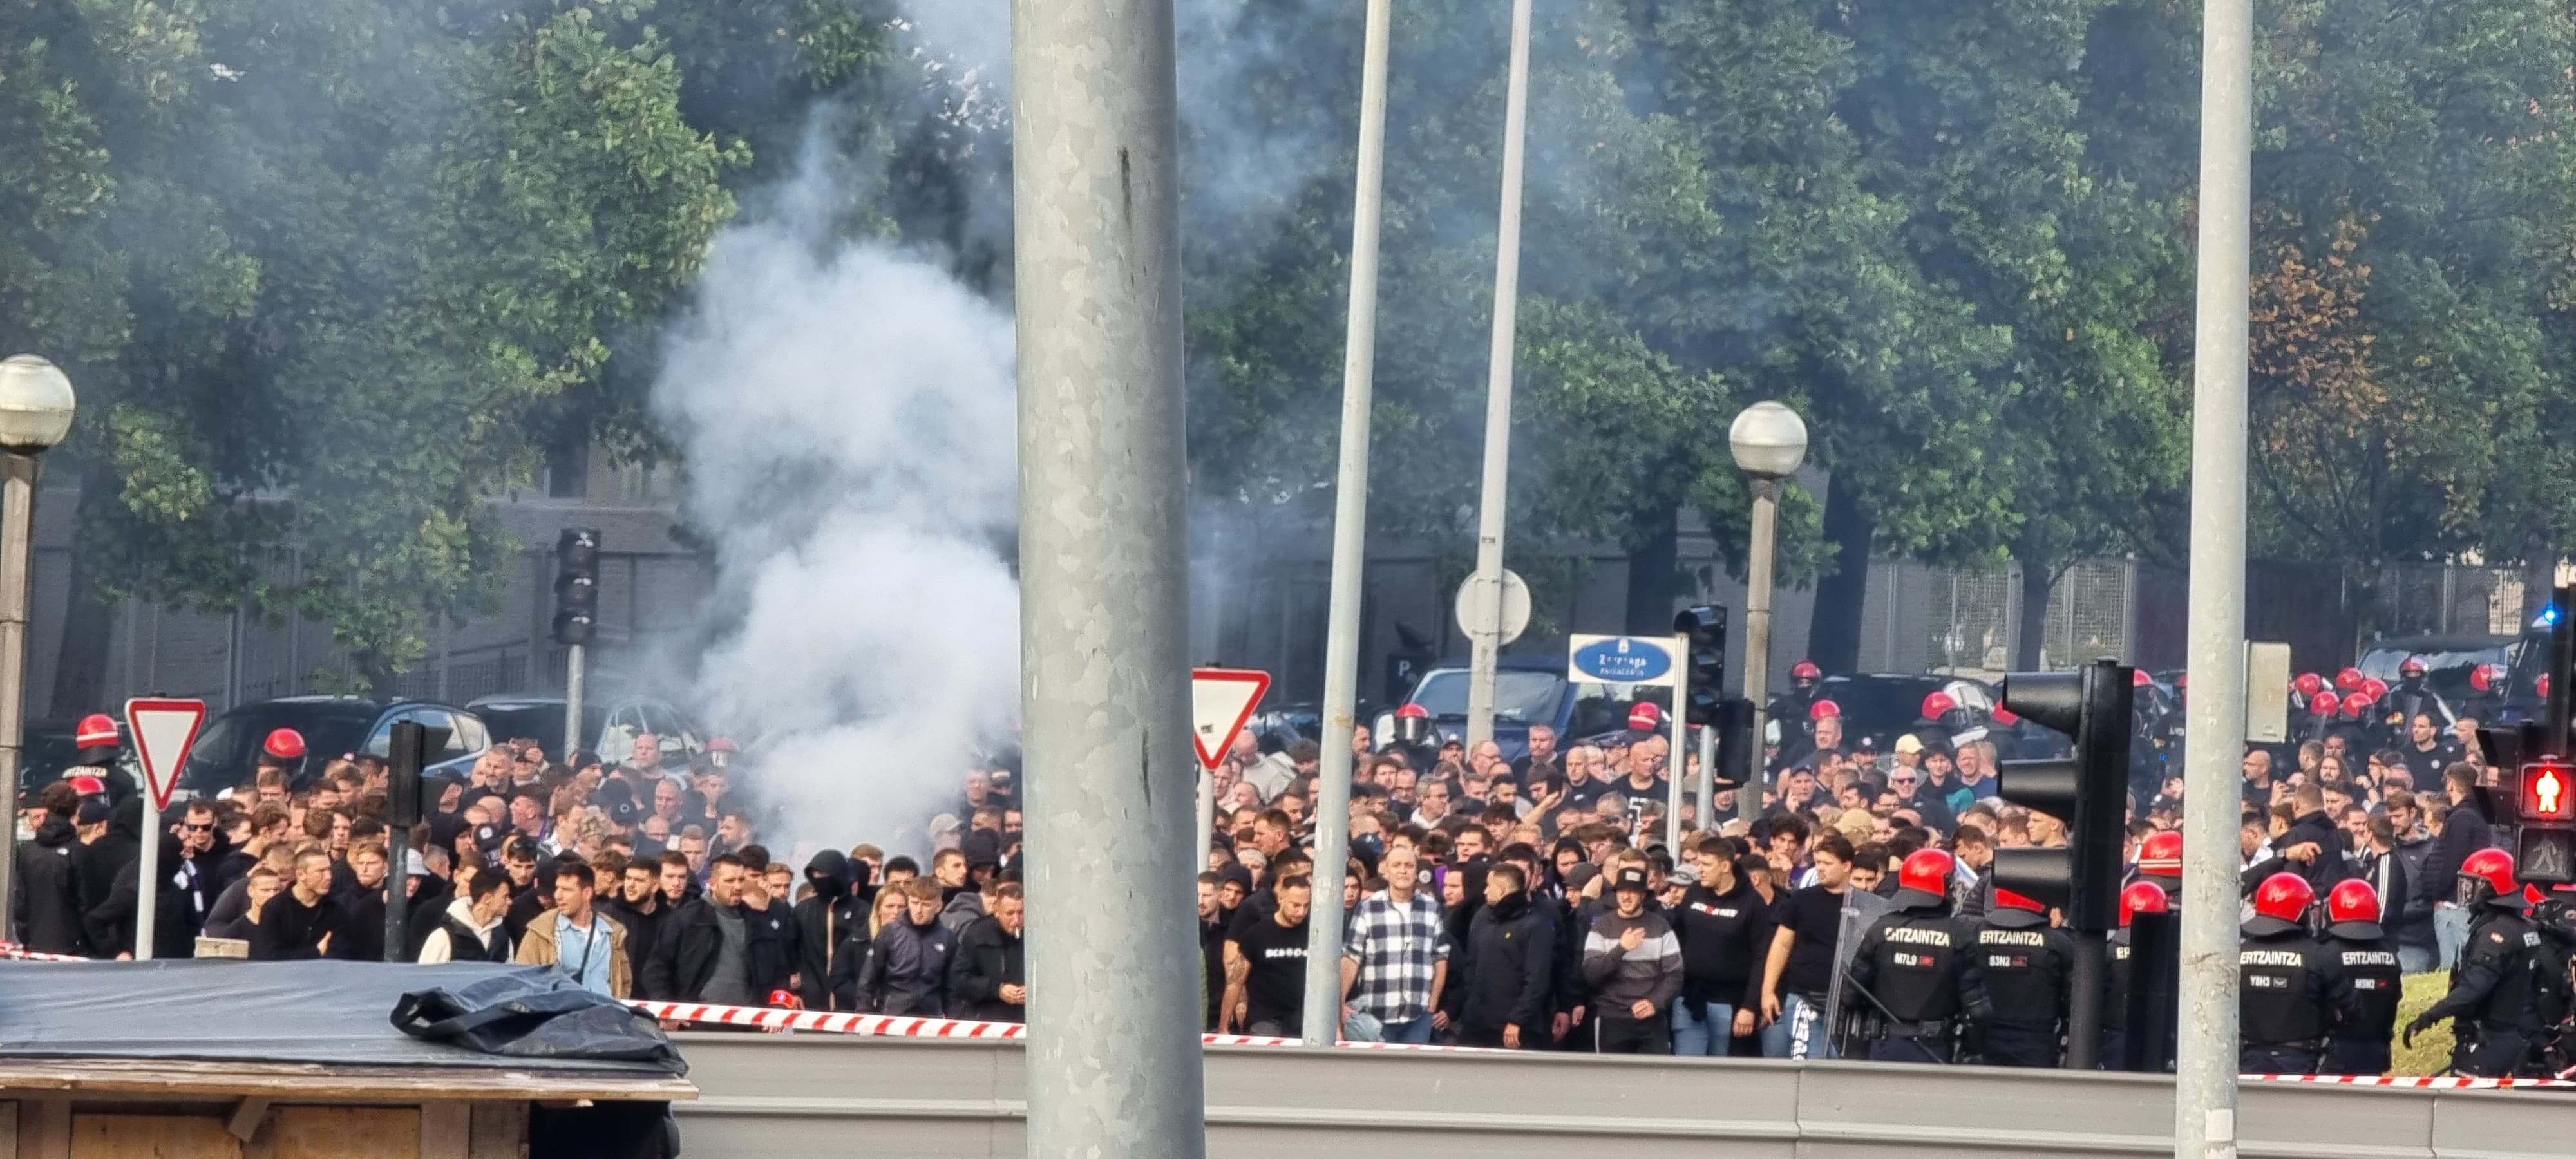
[1579,865,1682,1053]
[70,793,138,956]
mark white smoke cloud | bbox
[652,146,1020,854]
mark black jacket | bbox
[826,919,881,1012]
[947,914,1026,1023]
[88,831,222,959]
[1671,878,1768,1010]
[1459,892,1555,1035]
[250,889,345,961]
[598,895,668,997]
[70,816,140,944]
[792,851,865,1010]
[857,916,954,1016]
[643,898,728,1003]
[2421,805,2495,904]
[2244,810,2353,897]
[12,815,89,956]
[330,887,388,962]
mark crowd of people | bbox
[9,651,2571,1079]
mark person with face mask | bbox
[791,849,866,1010]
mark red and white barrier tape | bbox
[0,943,89,963]
[630,999,1487,1051]
[2244,1074,2574,1089]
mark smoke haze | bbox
[653,141,1021,853]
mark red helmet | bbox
[2334,667,2365,692]
[2542,674,2554,701]
[1627,702,1663,730]
[1396,703,1430,720]
[2400,655,2428,678]
[2340,692,2374,719]
[2136,830,2183,878]
[2174,672,2189,690]
[1896,848,1956,900]
[1810,699,1842,721]
[706,736,740,753]
[2360,677,2389,702]
[262,728,307,761]
[74,713,118,750]
[1920,691,1958,720]
[2470,663,2503,693]
[2308,691,2340,717]
[2525,883,2548,907]
[1790,659,1822,681]
[2325,878,2380,926]
[2459,847,2518,907]
[2132,668,2153,688]
[2249,872,2315,930]
[1989,706,2018,726]
[2294,672,2326,697]
[2120,881,2170,926]
[1993,887,2048,915]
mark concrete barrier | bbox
[669,1033,2572,1158]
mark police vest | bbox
[2239,934,2327,1046]
[2327,938,2401,1039]
[1869,914,1971,1023]
[2459,910,2543,1029]
[1976,916,2069,1031]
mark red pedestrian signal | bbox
[2524,762,2576,823]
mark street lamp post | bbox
[1729,401,1807,796]
[0,355,78,942]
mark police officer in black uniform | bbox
[2238,872,2354,1075]
[1845,848,1991,1064]
[2406,848,2546,1077]
[1972,884,2073,1067]
[2319,878,2403,1076]
[2104,880,2172,1071]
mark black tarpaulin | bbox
[0,959,677,1075]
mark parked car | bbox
[2356,632,2519,711]
[466,693,705,766]
[178,697,491,794]
[1376,656,1640,764]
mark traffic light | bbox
[2519,759,2576,885]
[552,527,599,646]
[1672,605,1728,726]
[1992,658,2133,932]
[385,719,451,829]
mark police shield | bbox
[1823,888,1898,1057]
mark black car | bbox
[178,697,493,794]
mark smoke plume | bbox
[652,142,1020,853]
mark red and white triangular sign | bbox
[1191,668,1271,773]
[124,697,208,811]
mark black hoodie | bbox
[793,851,866,1009]
[1672,875,1769,1011]
[71,804,141,947]
[14,814,90,956]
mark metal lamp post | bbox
[1728,401,1806,795]
[0,355,77,942]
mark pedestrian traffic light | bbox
[2518,759,2576,885]
[552,527,599,646]
[1672,605,1728,726]
[385,719,451,829]
[1992,658,2132,932]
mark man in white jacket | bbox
[417,870,513,963]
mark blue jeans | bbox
[1671,999,1738,1057]
[1377,1015,1437,1044]
[1765,992,1835,1060]
[2434,905,2471,971]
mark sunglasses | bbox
[182,822,214,833]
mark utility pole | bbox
[1461,0,1535,750]
[2176,0,2253,1148]
[1302,0,1397,1047]
[1011,0,1204,1154]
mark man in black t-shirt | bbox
[1222,875,1313,1037]
[1758,833,1855,1059]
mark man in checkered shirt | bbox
[1340,845,1453,1043]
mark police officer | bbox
[1971,885,2073,1066]
[1844,848,1991,1064]
[2129,830,2183,900]
[2319,879,2402,1076]
[2377,655,2455,735]
[2238,872,2354,1075]
[2405,848,2545,1077]
[2103,880,2170,1071]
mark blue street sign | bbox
[1567,634,1676,685]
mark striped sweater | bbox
[1579,909,1683,1011]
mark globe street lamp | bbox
[1730,400,1806,794]
[0,355,77,940]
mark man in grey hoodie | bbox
[1581,865,1682,1053]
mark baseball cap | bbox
[1562,863,1601,894]
[406,849,432,878]
[1612,866,1650,893]
[1893,734,1924,755]
[75,798,112,825]
[1668,865,1700,888]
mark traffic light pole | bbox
[2065,934,2103,1070]
[564,642,586,761]
[1011,0,1205,1151]
[2176,0,2253,1145]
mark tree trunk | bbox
[1806,480,1872,674]
[1622,501,1682,636]
[2013,558,2055,672]
[46,470,118,720]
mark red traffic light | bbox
[2524,762,2576,823]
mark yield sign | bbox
[124,697,208,811]
[1191,668,1271,773]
